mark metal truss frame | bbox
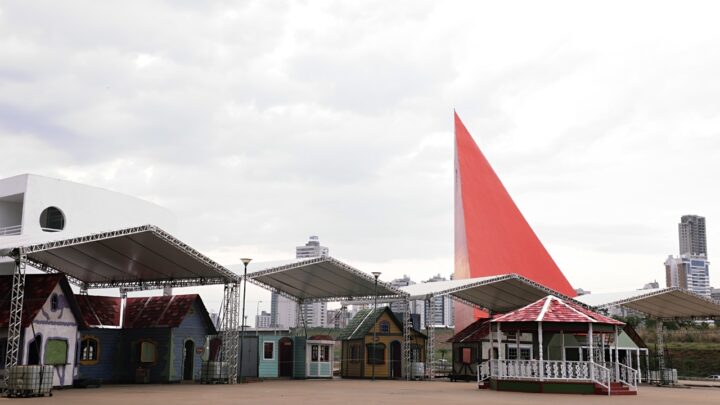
[402,300,411,380]
[591,287,719,320]
[4,251,27,378]
[9,224,237,290]
[220,282,240,384]
[425,297,436,380]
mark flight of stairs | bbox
[594,382,636,395]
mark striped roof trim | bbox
[492,295,624,325]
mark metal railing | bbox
[603,362,638,391]
[0,225,21,236]
[479,359,614,393]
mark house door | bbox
[390,341,402,378]
[183,340,195,380]
[279,338,293,377]
[28,335,42,365]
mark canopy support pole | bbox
[221,281,240,384]
[4,250,27,383]
[403,299,411,380]
[656,320,666,384]
[425,297,435,380]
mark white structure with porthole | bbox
[0,174,176,273]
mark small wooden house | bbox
[306,335,334,378]
[76,294,216,384]
[338,306,426,379]
[0,274,83,387]
[257,335,306,379]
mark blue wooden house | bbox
[257,335,306,379]
[77,294,216,384]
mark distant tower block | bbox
[453,112,575,331]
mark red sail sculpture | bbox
[454,112,575,331]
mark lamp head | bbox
[371,271,381,280]
[241,257,252,266]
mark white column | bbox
[497,323,502,360]
[516,329,520,360]
[538,322,544,381]
[614,325,620,381]
[588,323,594,381]
[601,333,606,363]
[561,331,566,362]
[636,348,642,383]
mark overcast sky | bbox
[2,1,719,318]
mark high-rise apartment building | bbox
[665,255,711,297]
[271,236,329,328]
[679,215,707,257]
[255,310,272,329]
[666,215,711,297]
[424,274,454,327]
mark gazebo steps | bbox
[594,382,637,395]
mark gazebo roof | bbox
[492,295,624,325]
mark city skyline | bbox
[1,1,719,315]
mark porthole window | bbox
[39,207,65,232]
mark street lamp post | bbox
[371,271,381,382]
[239,257,252,383]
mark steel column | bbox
[4,251,27,372]
[425,297,435,380]
[656,320,666,384]
[402,299,411,380]
[221,282,240,383]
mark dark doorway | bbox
[28,334,42,365]
[278,337,293,377]
[390,341,402,378]
[209,338,222,362]
[183,340,195,380]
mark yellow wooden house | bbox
[339,306,426,379]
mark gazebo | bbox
[478,295,637,395]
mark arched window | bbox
[28,334,42,365]
[80,336,100,365]
[39,207,65,232]
[50,294,59,311]
[379,321,390,334]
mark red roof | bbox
[124,294,207,329]
[492,295,624,325]
[447,317,491,343]
[76,295,121,327]
[0,274,65,328]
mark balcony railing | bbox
[479,359,615,391]
[0,225,21,236]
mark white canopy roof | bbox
[400,274,574,314]
[0,225,238,289]
[575,288,720,319]
[245,256,405,302]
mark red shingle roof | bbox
[0,274,65,328]
[124,294,202,328]
[447,317,491,343]
[492,295,624,325]
[76,295,121,327]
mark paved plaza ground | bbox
[6,380,720,404]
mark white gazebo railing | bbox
[602,362,639,391]
[479,359,614,392]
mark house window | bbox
[44,339,68,365]
[507,347,518,360]
[263,342,274,360]
[311,345,319,362]
[366,343,385,365]
[379,321,390,334]
[322,345,330,362]
[80,337,99,365]
[50,294,59,311]
[520,348,531,360]
[136,341,157,364]
[350,344,360,363]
